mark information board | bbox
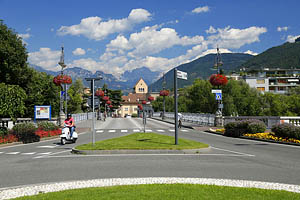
[34,105,51,120]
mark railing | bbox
[154,112,215,126]
[72,112,95,123]
[224,116,300,129]
[0,112,95,129]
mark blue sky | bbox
[1,0,299,78]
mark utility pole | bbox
[85,77,102,146]
[58,45,67,127]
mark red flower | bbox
[148,96,154,101]
[95,90,105,97]
[109,105,113,108]
[160,90,169,96]
[209,74,228,86]
[53,75,72,86]
[142,100,147,105]
[102,96,109,101]
[106,100,111,105]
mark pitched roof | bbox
[122,93,147,103]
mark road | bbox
[0,117,299,189]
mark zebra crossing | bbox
[0,144,61,157]
[96,129,190,133]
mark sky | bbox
[1,0,300,78]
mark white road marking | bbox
[37,145,57,149]
[181,130,188,132]
[145,129,152,132]
[211,146,255,157]
[157,130,165,132]
[109,130,116,133]
[133,129,140,132]
[38,152,52,155]
[0,152,3,154]
[6,152,20,155]
[35,153,255,159]
[21,152,36,155]
[33,149,71,159]
[96,130,103,133]
[121,130,128,133]
[169,129,175,132]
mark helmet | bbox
[67,113,72,118]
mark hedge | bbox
[224,119,266,137]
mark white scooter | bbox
[60,125,78,145]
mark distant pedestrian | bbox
[178,113,182,128]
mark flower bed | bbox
[0,134,18,144]
[0,128,61,145]
[35,129,61,138]
[244,132,300,144]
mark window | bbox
[125,108,128,111]
[256,79,265,84]
[257,87,265,91]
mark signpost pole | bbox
[174,68,178,145]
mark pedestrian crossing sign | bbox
[215,93,222,100]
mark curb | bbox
[205,131,300,147]
[71,146,211,155]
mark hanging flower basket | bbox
[148,96,154,102]
[95,90,104,97]
[102,96,109,101]
[160,90,169,96]
[142,100,147,105]
[109,105,113,108]
[209,74,228,86]
[53,75,72,86]
[106,100,111,105]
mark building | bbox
[243,68,300,94]
[119,78,155,117]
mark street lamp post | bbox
[85,77,102,146]
[162,73,166,120]
[58,46,67,127]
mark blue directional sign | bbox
[215,93,222,100]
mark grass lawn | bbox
[75,132,208,150]
[13,184,300,200]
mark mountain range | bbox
[31,39,300,93]
[30,65,160,94]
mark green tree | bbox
[24,69,60,117]
[0,83,27,119]
[0,20,31,87]
[67,79,84,114]
[186,79,215,113]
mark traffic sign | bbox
[215,93,222,100]
[177,70,188,80]
[212,89,222,93]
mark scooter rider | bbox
[64,113,75,138]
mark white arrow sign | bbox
[177,70,188,80]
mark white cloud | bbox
[57,8,151,41]
[26,28,31,32]
[277,26,288,32]
[106,25,204,58]
[192,6,210,14]
[28,48,61,71]
[244,50,258,56]
[72,48,86,56]
[51,28,55,32]
[18,33,31,39]
[287,35,300,43]
[206,26,216,34]
[207,26,267,49]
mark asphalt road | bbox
[0,117,300,189]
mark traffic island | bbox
[72,132,210,155]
